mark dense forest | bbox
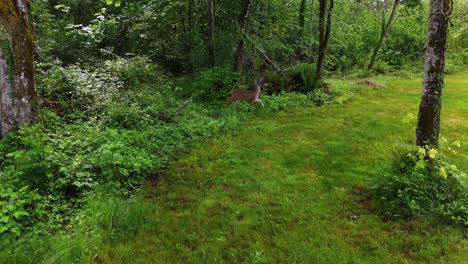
[0,0,467,263]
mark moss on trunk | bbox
[0,0,35,138]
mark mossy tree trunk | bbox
[315,0,334,85]
[416,0,450,147]
[0,0,35,138]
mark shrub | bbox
[103,56,165,90]
[0,120,156,236]
[287,63,319,92]
[262,70,286,94]
[371,144,467,226]
[36,56,169,122]
[191,67,240,102]
[0,184,45,237]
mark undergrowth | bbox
[371,142,467,226]
[0,59,358,239]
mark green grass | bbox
[93,71,467,263]
[3,71,466,264]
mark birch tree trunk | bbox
[416,0,450,147]
[0,0,35,138]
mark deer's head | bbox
[255,79,263,89]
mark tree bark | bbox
[315,0,334,84]
[308,0,315,62]
[416,0,450,147]
[298,0,307,36]
[233,0,252,73]
[293,0,308,61]
[207,0,215,67]
[368,0,401,70]
[0,0,35,138]
[188,0,193,70]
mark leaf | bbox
[440,167,447,179]
[115,1,121,7]
[402,113,416,124]
[106,0,113,5]
[427,148,437,159]
[415,160,426,170]
[13,211,29,218]
[452,140,461,148]
[0,216,10,223]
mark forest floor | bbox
[98,71,467,263]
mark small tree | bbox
[368,0,401,70]
[416,0,451,147]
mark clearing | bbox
[99,72,467,263]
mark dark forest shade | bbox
[207,0,215,67]
[416,0,450,147]
[0,0,35,138]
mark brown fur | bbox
[225,81,264,112]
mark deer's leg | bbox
[233,100,238,112]
[225,97,232,107]
[257,99,265,107]
[250,101,254,113]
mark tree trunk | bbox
[308,0,315,62]
[315,0,334,84]
[207,0,215,67]
[187,0,193,71]
[233,0,252,73]
[298,0,307,36]
[368,0,401,70]
[416,0,450,148]
[293,0,308,61]
[0,0,35,138]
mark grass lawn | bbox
[97,71,467,263]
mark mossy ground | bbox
[94,71,467,263]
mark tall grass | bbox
[0,188,157,264]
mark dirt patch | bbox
[356,80,384,89]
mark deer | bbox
[225,80,265,112]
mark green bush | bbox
[191,67,240,102]
[287,63,319,92]
[0,118,158,236]
[0,184,45,237]
[372,144,467,226]
[262,70,286,94]
[103,56,165,90]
